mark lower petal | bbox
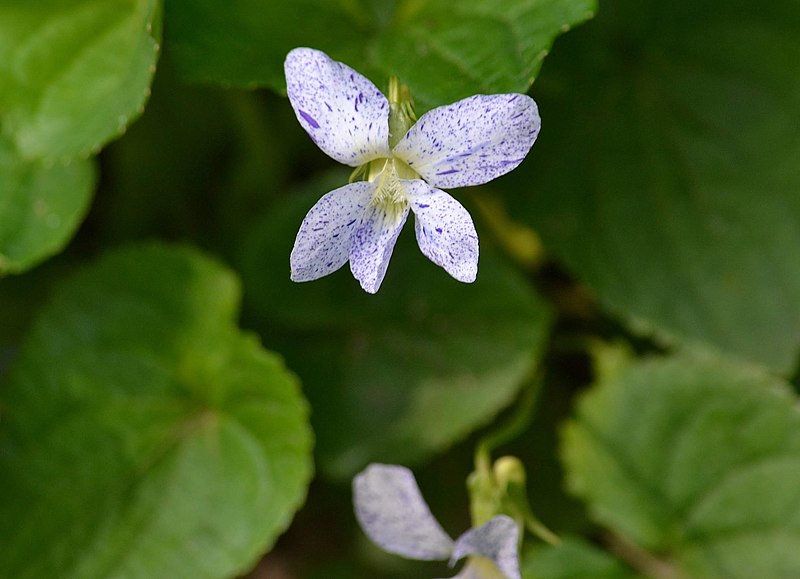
[353,464,455,560]
[450,515,520,579]
[349,201,409,293]
[405,180,479,283]
[290,181,374,282]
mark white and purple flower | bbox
[285,48,540,293]
[354,463,521,579]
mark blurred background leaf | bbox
[0,244,314,579]
[0,0,163,275]
[503,0,800,373]
[236,175,553,479]
[0,135,94,275]
[166,0,597,111]
[0,0,162,160]
[523,537,641,579]
[562,353,800,578]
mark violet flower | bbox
[354,464,521,579]
[285,48,540,293]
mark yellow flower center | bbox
[355,157,418,225]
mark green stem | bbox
[474,375,541,467]
[525,514,561,546]
[472,375,564,545]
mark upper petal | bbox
[450,516,520,579]
[290,181,374,282]
[285,48,391,166]
[405,180,478,283]
[349,200,409,294]
[393,94,540,188]
[353,463,455,560]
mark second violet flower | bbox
[284,48,540,293]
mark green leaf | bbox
[0,135,95,275]
[503,0,800,373]
[166,0,596,111]
[0,0,161,159]
[562,354,800,578]
[523,537,641,579]
[237,174,553,478]
[0,244,314,579]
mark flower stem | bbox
[470,375,562,545]
[474,376,541,468]
[525,514,561,546]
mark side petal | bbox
[405,180,478,283]
[349,201,409,294]
[290,181,374,282]
[285,48,391,166]
[353,464,455,560]
[393,94,540,188]
[450,516,520,579]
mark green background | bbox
[2,0,799,577]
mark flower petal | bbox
[393,94,540,188]
[353,464,455,560]
[285,48,391,166]
[290,181,374,282]
[349,201,409,294]
[450,515,520,579]
[405,180,478,283]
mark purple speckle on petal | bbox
[417,203,430,209]
[347,219,357,226]
[435,227,443,234]
[436,169,460,175]
[285,49,393,167]
[498,157,526,167]
[298,109,320,129]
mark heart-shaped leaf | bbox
[563,354,800,578]
[0,244,314,579]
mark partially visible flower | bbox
[353,463,521,579]
[284,47,540,293]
